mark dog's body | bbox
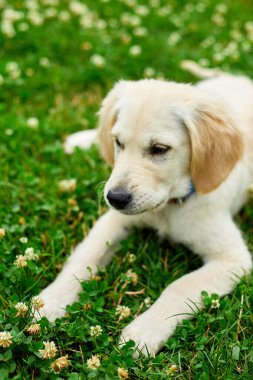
[39,63,253,356]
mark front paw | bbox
[119,312,173,357]
[35,284,79,322]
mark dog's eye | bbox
[150,144,171,155]
[115,138,124,150]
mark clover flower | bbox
[20,237,28,244]
[126,269,138,285]
[128,253,136,263]
[90,325,103,338]
[118,367,129,379]
[58,179,77,192]
[144,297,152,308]
[129,45,142,56]
[211,299,220,309]
[87,354,100,369]
[27,117,39,129]
[15,302,28,317]
[24,247,38,261]
[0,228,5,238]
[14,255,27,268]
[26,324,41,335]
[0,331,12,348]
[32,296,45,311]
[51,355,70,372]
[90,54,106,68]
[116,305,131,320]
[39,341,58,359]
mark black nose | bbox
[107,189,132,209]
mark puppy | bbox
[39,62,253,357]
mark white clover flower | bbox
[143,67,155,78]
[58,10,70,21]
[0,331,12,348]
[39,341,58,359]
[215,3,228,13]
[14,255,27,268]
[118,367,129,379]
[32,296,45,311]
[133,26,148,37]
[150,0,160,8]
[42,0,59,5]
[0,228,5,238]
[121,13,141,27]
[1,21,16,38]
[51,355,70,372]
[69,1,88,15]
[24,247,38,261]
[144,297,152,308]
[28,11,44,25]
[129,45,142,56]
[167,32,181,46]
[90,54,106,67]
[90,325,103,338]
[20,237,28,244]
[6,62,21,79]
[211,299,220,309]
[128,253,136,263]
[26,323,41,335]
[27,117,39,129]
[3,9,24,22]
[15,302,28,317]
[116,305,131,320]
[87,354,100,369]
[45,8,57,18]
[212,13,225,27]
[39,57,50,67]
[136,5,150,16]
[126,269,138,285]
[58,178,77,192]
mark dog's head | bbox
[98,80,243,215]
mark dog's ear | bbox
[97,81,128,166]
[184,98,243,194]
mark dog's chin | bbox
[110,199,168,216]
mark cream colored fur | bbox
[40,62,253,357]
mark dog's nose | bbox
[107,189,132,209]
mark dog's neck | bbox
[169,181,195,205]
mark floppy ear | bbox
[97,81,128,166]
[184,98,243,194]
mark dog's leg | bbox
[120,215,252,357]
[63,129,97,154]
[38,210,132,321]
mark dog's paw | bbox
[119,313,171,357]
[63,130,97,154]
[35,285,78,322]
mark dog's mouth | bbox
[113,199,167,216]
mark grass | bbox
[0,0,253,378]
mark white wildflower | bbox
[116,305,131,320]
[58,11,70,21]
[0,228,5,238]
[58,178,77,192]
[5,129,13,135]
[15,302,28,317]
[136,5,150,16]
[144,297,152,308]
[167,364,178,374]
[6,62,21,79]
[90,54,106,67]
[39,57,50,67]
[14,255,27,268]
[20,237,28,244]
[27,117,39,129]
[129,45,141,56]
[25,247,38,261]
[0,332,12,348]
[133,26,148,37]
[87,354,100,369]
[144,67,155,77]
[126,269,138,285]
[69,1,88,15]
[128,253,136,263]
[167,32,181,46]
[39,341,57,359]
[32,296,45,311]
[26,323,41,335]
[51,355,70,372]
[211,299,220,309]
[18,23,29,32]
[90,325,103,338]
[118,367,129,379]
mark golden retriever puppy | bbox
[39,62,253,356]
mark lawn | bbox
[0,0,253,379]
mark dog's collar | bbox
[169,181,195,205]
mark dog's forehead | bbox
[112,82,190,145]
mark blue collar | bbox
[170,181,195,205]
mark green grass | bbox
[0,0,253,378]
